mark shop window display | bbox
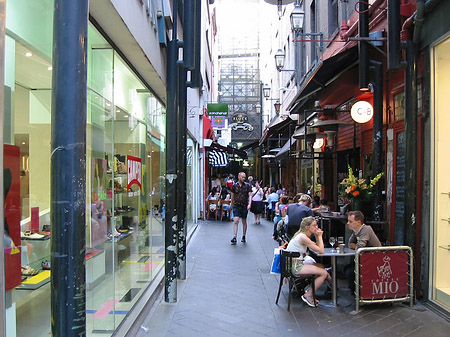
[3,3,166,336]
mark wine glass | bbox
[329,236,336,252]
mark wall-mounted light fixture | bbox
[274,48,297,74]
[290,3,324,50]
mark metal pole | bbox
[359,0,369,89]
[387,0,401,70]
[370,60,383,220]
[165,0,179,302]
[404,41,417,249]
[0,1,6,335]
[177,64,187,280]
[51,0,88,335]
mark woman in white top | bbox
[286,216,330,307]
[250,180,264,225]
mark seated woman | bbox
[286,216,331,307]
[272,195,289,240]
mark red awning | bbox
[203,115,214,139]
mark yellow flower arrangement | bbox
[340,166,384,202]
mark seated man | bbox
[285,194,313,238]
[345,210,382,293]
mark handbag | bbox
[270,247,281,274]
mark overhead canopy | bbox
[208,150,228,167]
[205,141,248,159]
[288,46,359,112]
[259,115,293,145]
[275,136,297,159]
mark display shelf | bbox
[17,270,51,290]
[21,233,50,241]
[86,249,104,261]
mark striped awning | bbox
[208,150,229,167]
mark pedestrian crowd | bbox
[206,171,383,307]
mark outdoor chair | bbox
[220,200,232,221]
[276,249,316,311]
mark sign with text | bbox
[127,155,142,192]
[359,250,409,300]
[207,103,228,116]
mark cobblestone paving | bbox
[136,215,450,337]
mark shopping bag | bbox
[270,248,281,274]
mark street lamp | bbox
[275,48,285,71]
[274,100,281,113]
[290,3,305,31]
[290,3,323,50]
[274,49,297,74]
[263,83,271,98]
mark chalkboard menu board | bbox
[394,131,406,245]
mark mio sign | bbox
[359,250,409,299]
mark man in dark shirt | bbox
[285,194,313,237]
[230,172,252,244]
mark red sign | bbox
[127,155,142,192]
[31,207,40,233]
[359,251,409,299]
[4,145,22,291]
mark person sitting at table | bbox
[312,196,320,208]
[345,210,382,293]
[285,193,313,238]
[286,216,331,307]
[272,195,289,240]
[266,187,279,220]
[312,199,330,215]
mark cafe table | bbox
[315,247,355,306]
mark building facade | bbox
[261,0,450,320]
[1,0,211,336]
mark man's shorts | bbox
[233,204,248,219]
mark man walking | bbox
[230,172,252,244]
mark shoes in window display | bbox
[117,162,127,174]
[41,260,51,270]
[21,265,39,276]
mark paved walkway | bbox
[135,215,450,337]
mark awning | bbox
[208,150,229,167]
[275,136,297,159]
[288,46,359,112]
[205,141,248,159]
[259,115,293,145]
[202,115,214,139]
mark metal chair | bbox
[220,200,232,221]
[276,249,316,311]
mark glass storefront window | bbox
[3,3,166,336]
[432,35,450,312]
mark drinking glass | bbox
[329,236,336,252]
[338,236,344,245]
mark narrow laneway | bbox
[135,215,450,337]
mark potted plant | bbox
[340,166,384,212]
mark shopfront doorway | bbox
[431,35,450,312]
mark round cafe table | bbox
[315,247,355,306]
